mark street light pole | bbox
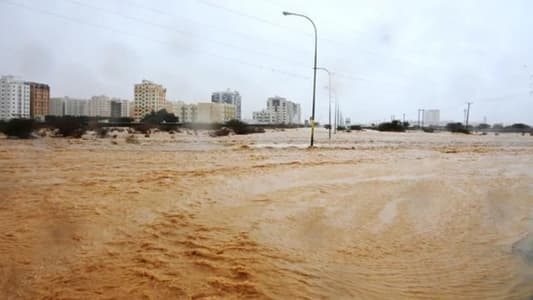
[283,11,318,147]
[317,67,332,140]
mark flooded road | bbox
[1,129,532,299]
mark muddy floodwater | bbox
[1,129,532,299]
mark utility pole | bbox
[334,94,338,134]
[465,102,473,128]
[403,113,406,124]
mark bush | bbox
[225,119,249,134]
[377,120,406,132]
[422,127,434,133]
[349,125,362,131]
[445,123,470,134]
[1,119,35,138]
[48,116,87,138]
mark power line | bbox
[115,0,312,58]
[1,0,311,81]
[61,0,309,67]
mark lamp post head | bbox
[282,11,291,16]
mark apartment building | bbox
[211,89,242,120]
[110,99,130,118]
[49,97,64,116]
[0,75,30,120]
[173,101,198,123]
[27,82,50,120]
[88,95,112,117]
[252,96,301,124]
[133,80,166,120]
[64,97,88,116]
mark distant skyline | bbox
[1,0,532,124]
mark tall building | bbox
[211,89,241,120]
[198,102,236,123]
[423,109,440,126]
[27,82,50,120]
[88,95,112,117]
[133,79,166,120]
[63,97,88,116]
[0,75,30,120]
[252,96,301,124]
[49,97,64,116]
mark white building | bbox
[0,75,30,120]
[423,109,440,126]
[49,97,64,116]
[64,97,88,116]
[252,96,301,125]
[133,79,166,120]
[88,95,112,117]
[211,89,241,120]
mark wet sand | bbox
[1,129,532,299]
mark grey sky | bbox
[1,0,532,124]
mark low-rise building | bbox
[198,102,236,123]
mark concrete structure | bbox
[252,96,301,124]
[211,89,241,120]
[133,80,167,120]
[88,95,112,117]
[174,101,198,123]
[64,97,88,116]
[423,109,440,126]
[198,102,236,123]
[49,97,64,116]
[0,75,30,120]
[27,82,50,120]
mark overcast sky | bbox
[1,0,532,124]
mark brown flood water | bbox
[1,129,532,299]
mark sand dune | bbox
[1,129,532,299]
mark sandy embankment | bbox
[1,129,532,299]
